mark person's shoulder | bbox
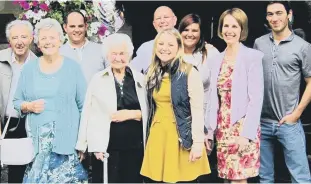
[130,66,143,75]
[293,34,310,47]
[180,60,197,74]
[23,58,38,72]
[60,42,70,49]
[243,45,264,58]
[87,41,103,52]
[0,48,12,61]
[88,67,111,83]
[138,40,154,49]
[88,41,101,47]
[254,33,270,44]
[0,48,11,55]
[130,67,145,83]
[207,46,220,56]
[63,56,81,69]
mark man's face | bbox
[266,3,292,33]
[63,12,88,44]
[153,7,177,33]
[8,24,33,56]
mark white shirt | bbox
[130,40,154,74]
[183,52,204,69]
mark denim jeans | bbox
[259,121,311,183]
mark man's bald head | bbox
[153,6,177,33]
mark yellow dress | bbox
[140,75,211,183]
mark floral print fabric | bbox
[216,59,260,180]
[23,121,88,183]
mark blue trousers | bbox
[259,121,311,183]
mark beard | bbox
[270,20,290,33]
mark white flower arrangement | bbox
[13,0,124,43]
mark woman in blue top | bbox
[13,18,87,183]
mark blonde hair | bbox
[217,8,248,41]
[146,28,192,87]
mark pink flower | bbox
[239,155,252,168]
[20,1,30,10]
[12,0,20,5]
[219,173,224,178]
[217,112,222,123]
[39,3,49,11]
[217,152,226,169]
[97,25,107,36]
[237,171,242,176]
[228,144,239,154]
[225,116,230,127]
[224,92,231,108]
[223,79,232,89]
[228,168,236,179]
[32,0,38,7]
[216,129,223,140]
[233,128,239,136]
[22,14,27,20]
[255,158,260,168]
[228,66,233,73]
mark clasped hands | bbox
[23,99,45,113]
[111,109,141,122]
[204,133,250,153]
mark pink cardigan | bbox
[204,43,264,141]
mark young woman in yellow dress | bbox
[140,28,211,183]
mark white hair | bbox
[34,18,64,44]
[101,33,134,61]
[5,20,34,40]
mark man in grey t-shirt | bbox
[60,11,107,84]
[254,1,311,183]
[60,10,107,183]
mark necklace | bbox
[114,75,125,97]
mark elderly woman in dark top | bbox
[76,33,148,183]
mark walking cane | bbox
[103,153,110,184]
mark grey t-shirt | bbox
[60,40,107,84]
[254,33,311,123]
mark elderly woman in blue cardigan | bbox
[13,18,87,183]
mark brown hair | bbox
[217,8,248,41]
[178,13,207,62]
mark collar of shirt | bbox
[11,51,31,65]
[269,32,295,43]
[67,38,90,50]
[103,66,133,77]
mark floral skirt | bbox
[23,122,88,183]
[216,111,261,180]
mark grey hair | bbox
[5,20,34,40]
[101,33,134,61]
[34,18,65,44]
